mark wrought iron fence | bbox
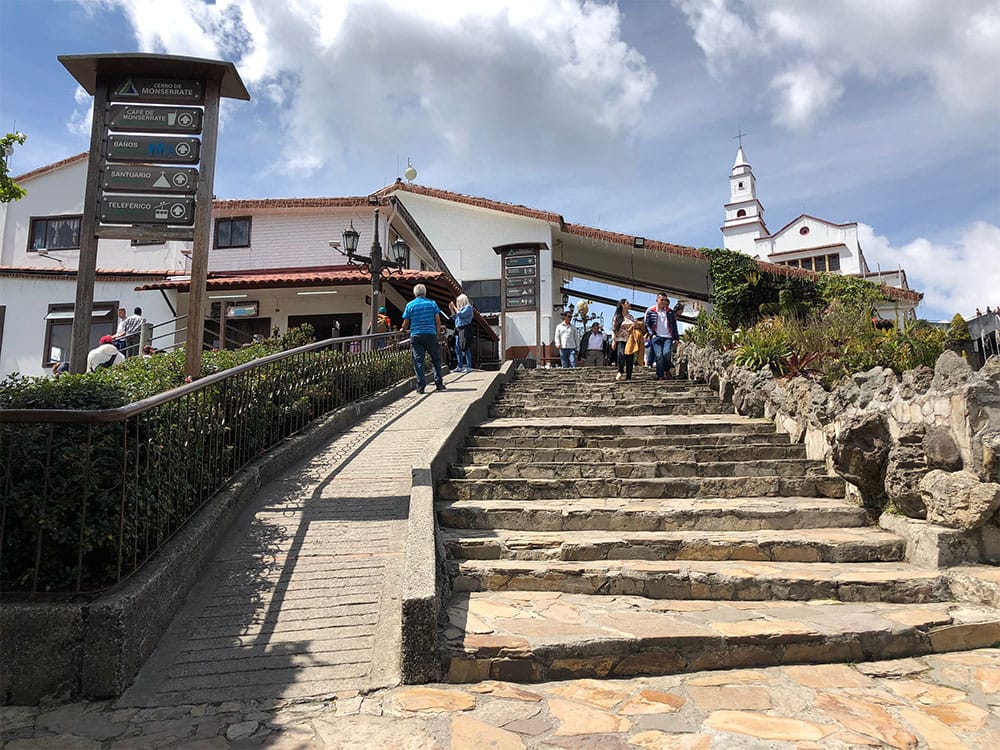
[0,332,412,596]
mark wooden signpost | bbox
[59,54,250,377]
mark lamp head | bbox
[341,221,360,254]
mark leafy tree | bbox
[0,131,27,203]
[945,313,971,345]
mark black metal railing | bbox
[0,332,411,596]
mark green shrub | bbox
[0,336,413,593]
[734,319,791,376]
[945,314,971,346]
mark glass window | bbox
[43,302,117,366]
[827,254,840,271]
[214,217,251,249]
[814,255,827,272]
[801,257,814,271]
[463,279,501,313]
[28,215,82,251]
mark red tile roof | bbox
[0,265,174,279]
[135,267,423,291]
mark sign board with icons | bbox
[98,196,195,225]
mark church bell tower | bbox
[722,143,767,254]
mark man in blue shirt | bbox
[401,283,446,393]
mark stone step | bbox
[475,417,773,438]
[458,444,808,464]
[441,592,1000,683]
[437,475,846,501]
[448,458,826,480]
[436,496,870,532]
[466,433,797,450]
[490,402,733,418]
[442,527,905,564]
[449,559,950,603]
[495,388,716,400]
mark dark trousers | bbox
[651,336,674,379]
[616,341,635,380]
[411,333,443,388]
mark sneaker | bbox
[435,383,447,391]
[615,373,623,381]
[416,385,425,394]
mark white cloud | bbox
[66,86,94,137]
[79,0,657,177]
[769,64,843,130]
[673,0,1000,130]
[858,221,1000,320]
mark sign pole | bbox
[185,77,221,379]
[69,77,110,374]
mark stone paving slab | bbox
[437,496,871,531]
[440,591,1000,683]
[439,474,848,501]
[5,649,1000,747]
[451,559,951,603]
[442,526,906,563]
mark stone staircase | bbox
[436,367,1000,683]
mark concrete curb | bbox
[0,378,417,705]
[401,362,515,683]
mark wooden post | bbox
[68,78,109,374]
[184,77,221,379]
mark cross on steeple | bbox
[732,128,748,148]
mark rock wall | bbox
[678,344,1000,565]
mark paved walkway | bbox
[118,368,492,708]
[3,649,998,747]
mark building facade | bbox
[720,145,917,321]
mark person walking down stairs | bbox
[554,310,580,368]
[644,292,679,380]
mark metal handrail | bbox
[1,332,402,424]
[0,330,412,594]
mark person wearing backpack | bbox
[86,335,125,371]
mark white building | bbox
[2,149,922,378]
[721,145,918,321]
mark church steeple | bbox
[722,137,767,254]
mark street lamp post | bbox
[333,205,408,349]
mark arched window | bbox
[736,209,747,218]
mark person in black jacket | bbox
[579,322,610,367]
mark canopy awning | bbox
[135,267,498,340]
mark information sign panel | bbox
[102,165,198,194]
[109,105,203,133]
[99,195,195,225]
[109,77,204,104]
[106,135,200,164]
[501,246,539,312]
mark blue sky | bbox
[2,0,998,322]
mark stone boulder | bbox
[831,411,890,511]
[982,431,1000,483]
[924,426,963,472]
[920,469,1000,531]
[931,350,972,391]
[899,366,934,399]
[884,424,929,519]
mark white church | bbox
[722,144,916,321]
